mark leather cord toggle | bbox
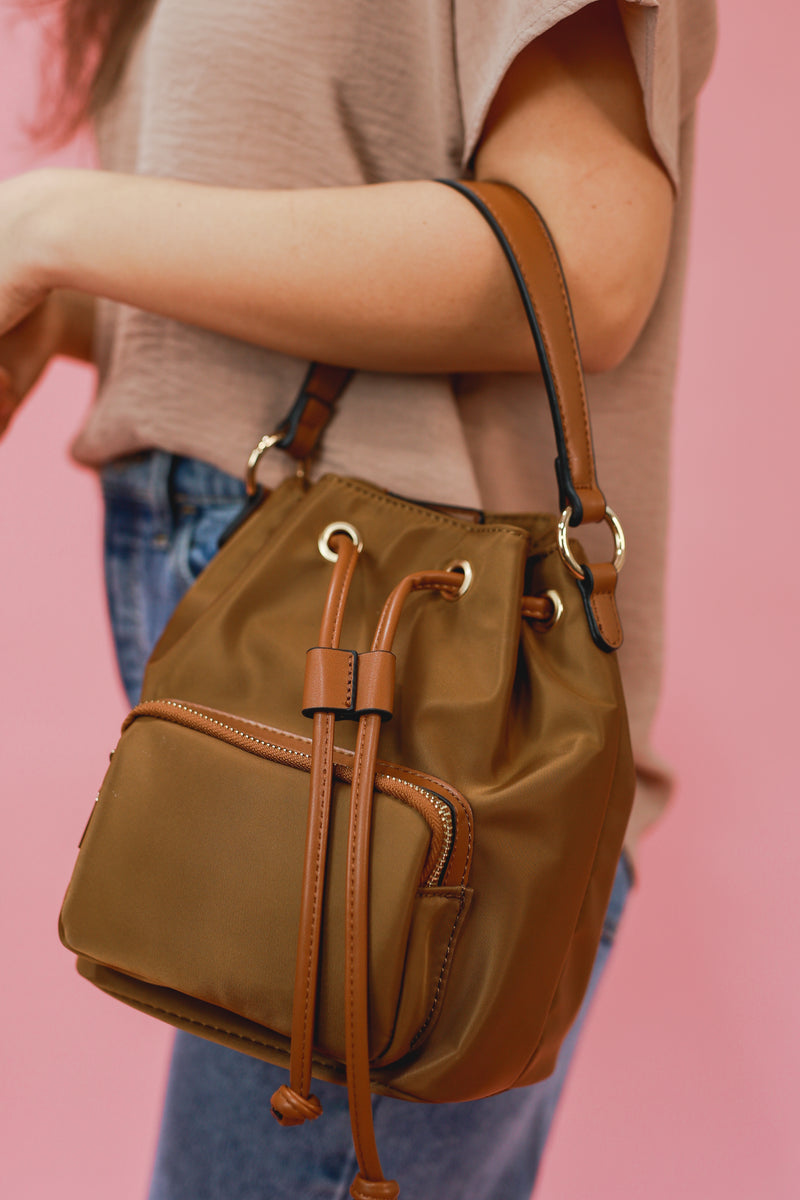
[302,647,358,718]
[354,651,395,721]
[350,1174,400,1200]
[270,1084,323,1126]
[302,647,397,721]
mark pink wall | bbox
[1,6,797,1199]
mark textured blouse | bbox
[73,0,718,855]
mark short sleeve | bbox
[454,0,717,192]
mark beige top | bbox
[73,0,717,856]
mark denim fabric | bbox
[101,451,632,1200]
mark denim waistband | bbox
[100,452,248,507]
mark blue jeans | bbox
[101,451,632,1200]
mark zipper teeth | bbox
[160,700,309,760]
[384,777,453,886]
[157,700,453,886]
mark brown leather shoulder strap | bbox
[440,180,624,651]
[444,179,607,527]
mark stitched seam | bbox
[347,720,369,1168]
[374,603,391,648]
[409,890,468,1048]
[88,982,330,1062]
[474,192,595,495]
[375,583,406,648]
[592,594,622,646]
[330,549,356,645]
[307,650,355,713]
[589,568,622,644]
[131,702,313,758]
[346,653,354,708]
[390,764,472,887]
[299,714,332,1094]
[526,212,594,485]
[414,580,456,593]
[335,477,527,540]
[368,884,464,1066]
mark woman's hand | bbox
[0,171,54,339]
[0,296,63,436]
[0,170,55,435]
[0,288,96,437]
[0,170,96,436]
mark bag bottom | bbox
[76,958,430,1102]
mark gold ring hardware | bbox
[245,428,287,496]
[557,506,626,580]
[442,560,473,600]
[318,522,364,563]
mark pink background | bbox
[1,6,798,1198]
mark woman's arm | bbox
[1,0,672,378]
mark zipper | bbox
[384,777,454,886]
[127,699,454,887]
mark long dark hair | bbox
[27,0,153,145]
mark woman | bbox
[0,0,716,1196]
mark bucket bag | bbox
[59,180,635,1199]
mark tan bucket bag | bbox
[59,180,634,1199]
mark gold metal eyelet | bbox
[442,560,473,600]
[318,522,364,562]
[539,589,564,629]
[557,506,626,580]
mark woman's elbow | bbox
[564,205,674,375]
[578,282,658,374]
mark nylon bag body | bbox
[60,469,634,1099]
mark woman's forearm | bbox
[31,169,543,375]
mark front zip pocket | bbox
[60,700,473,1066]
